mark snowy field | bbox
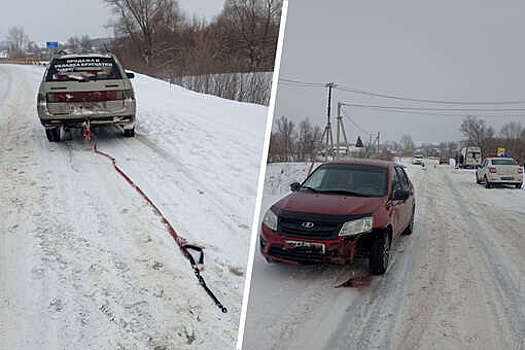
[243,159,525,350]
[0,64,267,349]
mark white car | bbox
[37,53,136,142]
[412,154,424,165]
[476,157,523,189]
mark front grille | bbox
[275,208,370,240]
[268,244,323,263]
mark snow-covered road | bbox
[0,64,267,349]
[243,161,525,350]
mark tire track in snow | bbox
[445,170,525,349]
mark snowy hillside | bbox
[0,64,268,349]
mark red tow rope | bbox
[83,122,227,313]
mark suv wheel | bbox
[369,231,391,275]
[516,183,522,189]
[476,173,482,184]
[123,127,135,137]
[45,128,60,142]
[484,176,492,189]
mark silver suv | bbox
[37,54,136,142]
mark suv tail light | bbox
[519,168,523,174]
[489,167,497,173]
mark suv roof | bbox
[325,158,393,168]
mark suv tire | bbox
[45,128,60,142]
[369,231,390,275]
[516,183,522,189]
[123,127,135,137]
[476,173,482,184]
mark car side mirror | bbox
[290,182,301,192]
[393,188,409,201]
[126,72,135,79]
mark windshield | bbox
[492,159,517,166]
[46,57,122,82]
[302,164,388,197]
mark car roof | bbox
[487,157,516,161]
[323,158,393,169]
[55,53,113,59]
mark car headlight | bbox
[339,216,374,237]
[262,208,278,231]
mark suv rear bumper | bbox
[260,224,368,265]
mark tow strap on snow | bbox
[82,122,227,313]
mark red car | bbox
[260,159,415,275]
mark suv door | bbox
[390,167,403,236]
[394,166,412,232]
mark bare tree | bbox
[6,26,29,58]
[459,116,494,155]
[105,0,180,67]
[399,135,416,153]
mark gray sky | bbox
[0,0,224,44]
[275,0,525,144]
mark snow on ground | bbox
[0,64,267,349]
[243,159,525,350]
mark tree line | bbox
[268,115,525,164]
[3,0,282,105]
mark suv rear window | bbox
[46,57,122,82]
[491,159,518,166]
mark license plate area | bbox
[501,177,513,180]
[285,240,326,254]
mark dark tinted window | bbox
[303,164,388,197]
[46,57,122,82]
[491,159,518,166]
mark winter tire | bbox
[484,176,492,189]
[369,231,390,275]
[45,128,60,142]
[476,174,482,184]
[124,127,135,137]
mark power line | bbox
[340,103,525,118]
[279,76,525,105]
[339,102,525,113]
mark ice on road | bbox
[243,161,525,350]
[0,64,267,349]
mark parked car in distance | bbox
[476,157,523,188]
[260,159,416,275]
[439,156,449,165]
[412,154,424,165]
[37,53,136,142]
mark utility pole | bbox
[335,102,350,160]
[377,131,380,153]
[319,82,336,161]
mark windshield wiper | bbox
[318,189,371,197]
[301,185,319,193]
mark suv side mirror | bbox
[126,72,135,79]
[393,188,409,201]
[290,182,301,192]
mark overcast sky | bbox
[0,0,224,44]
[275,0,525,144]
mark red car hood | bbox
[273,191,386,215]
